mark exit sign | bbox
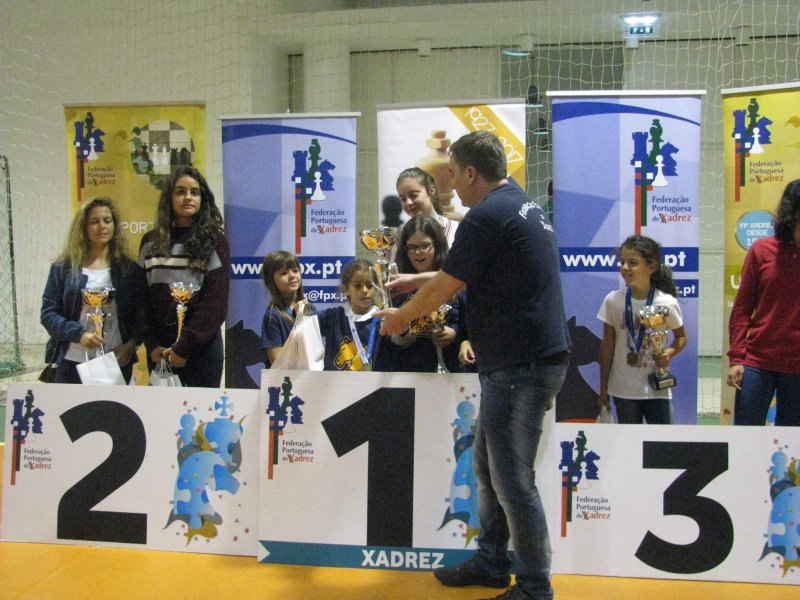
[628,25,655,36]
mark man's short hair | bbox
[449,131,507,182]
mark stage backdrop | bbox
[377,100,525,224]
[220,114,358,389]
[2,383,260,556]
[549,91,702,425]
[721,82,800,424]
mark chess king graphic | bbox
[631,118,681,234]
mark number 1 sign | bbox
[257,371,556,569]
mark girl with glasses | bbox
[380,215,466,373]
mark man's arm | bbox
[385,271,437,295]
[377,270,465,335]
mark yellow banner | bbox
[65,103,206,249]
[721,84,800,422]
[450,104,526,188]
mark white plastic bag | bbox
[596,405,614,424]
[77,352,126,386]
[149,357,183,387]
[271,304,325,371]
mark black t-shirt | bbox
[442,183,570,373]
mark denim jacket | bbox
[40,259,146,365]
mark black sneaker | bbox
[480,584,550,600]
[433,556,511,588]
[480,585,537,600]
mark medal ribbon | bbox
[347,307,378,369]
[625,286,655,355]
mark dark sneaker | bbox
[482,585,534,600]
[480,584,550,600]
[433,556,510,588]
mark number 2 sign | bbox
[2,384,261,556]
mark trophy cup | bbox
[82,285,114,357]
[638,305,677,390]
[170,282,200,343]
[359,227,398,309]
[429,304,452,374]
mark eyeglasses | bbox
[405,241,434,254]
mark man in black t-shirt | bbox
[379,131,570,600]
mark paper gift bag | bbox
[149,357,183,387]
[77,352,126,386]
[271,305,325,371]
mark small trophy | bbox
[360,227,398,309]
[82,285,114,357]
[638,305,677,390]
[429,304,452,374]
[170,282,200,343]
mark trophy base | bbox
[649,373,677,390]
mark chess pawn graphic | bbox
[310,171,326,201]
[749,127,765,154]
[87,137,98,161]
[416,130,457,215]
[651,155,668,187]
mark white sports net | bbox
[3,0,799,418]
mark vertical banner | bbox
[2,383,260,556]
[721,83,800,424]
[550,92,702,424]
[377,101,525,224]
[221,114,358,389]
[64,102,207,385]
[257,371,558,569]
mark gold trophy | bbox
[82,286,114,357]
[170,282,200,343]
[429,303,452,374]
[638,305,677,390]
[359,227,398,309]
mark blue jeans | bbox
[613,397,673,424]
[735,365,800,426]
[473,360,566,600]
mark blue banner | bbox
[551,94,702,424]
[222,115,357,388]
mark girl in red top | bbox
[727,178,800,426]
